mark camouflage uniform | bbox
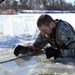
[33,19,75,57]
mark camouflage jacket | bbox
[33,19,75,57]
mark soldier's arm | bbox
[33,33,49,49]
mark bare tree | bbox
[12,0,18,11]
[0,0,75,11]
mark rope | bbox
[0,50,43,64]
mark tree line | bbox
[0,0,75,11]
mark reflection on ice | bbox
[0,36,20,48]
[0,33,38,48]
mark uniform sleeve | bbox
[57,21,75,57]
[33,33,49,48]
[59,21,75,49]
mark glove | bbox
[45,47,60,60]
[14,45,42,56]
[14,45,34,56]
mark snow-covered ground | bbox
[0,13,75,75]
[0,13,75,36]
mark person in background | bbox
[33,14,75,59]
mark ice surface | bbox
[0,13,75,75]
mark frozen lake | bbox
[0,50,75,75]
[0,13,75,75]
[0,13,75,36]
